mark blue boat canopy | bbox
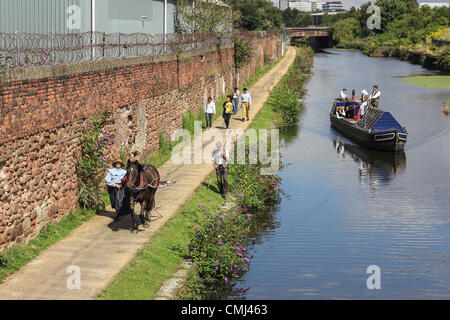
[357,106,406,133]
[372,112,405,133]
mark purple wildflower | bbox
[194,226,200,232]
[224,277,228,283]
[237,193,245,198]
[217,239,223,245]
[247,214,253,218]
[215,261,219,271]
[238,253,243,257]
[103,133,115,142]
[244,257,250,263]
[236,247,241,252]
[199,203,204,207]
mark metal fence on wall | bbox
[0,30,283,70]
[0,31,234,69]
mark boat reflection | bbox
[333,139,407,191]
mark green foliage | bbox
[375,0,418,31]
[77,113,112,212]
[182,108,206,134]
[282,8,312,27]
[267,46,313,126]
[175,0,235,34]
[233,35,252,68]
[326,0,449,71]
[332,18,362,48]
[183,159,282,299]
[232,0,283,31]
[436,47,450,71]
[159,131,172,153]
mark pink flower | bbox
[224,277,228,283]
[238,253,243,257]
[247,214,253,218]
[217,239,223,245]
[215,261,219,271]
[236,247,241,251]
[244,257,250,263]
[237,193,245,198]
[199,203,204,207]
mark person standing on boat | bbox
[339,88,349,101]
[369,85,381,108]
[360,90,369,117]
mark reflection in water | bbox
[280,124,300,147]
[333,138,406,192]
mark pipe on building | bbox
[164,0,167,43]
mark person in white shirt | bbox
[360,89,369,117]
[212,142,230,198]
[232,87,240,115]
[240,88,252,122]
[204,96,216,129]
[339,88,349,101]
[369,85,381,108]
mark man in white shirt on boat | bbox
[369,85,381,108]
[339,88,349,101]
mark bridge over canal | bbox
[287,27,331,49]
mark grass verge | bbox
[402,75,450,89]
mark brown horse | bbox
[123,160,160,233]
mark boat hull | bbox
[330,114,406,152]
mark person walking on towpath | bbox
[205,96,216,129]
[240,87,252,122]
[212,142,230,199]
[223,95,233,129]
[106,158,130,220]
[232,87,240,115]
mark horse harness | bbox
[123,165,158,193]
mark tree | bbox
[232,0,283,31]
[331,18,362,48]
[282,8,312,27]
[175,0,235,34]
[374,0,418,31]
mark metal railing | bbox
[0,31,234,69]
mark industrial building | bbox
[0,0,176,34]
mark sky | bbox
[274,0,449,10]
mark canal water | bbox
[233,49,450,299]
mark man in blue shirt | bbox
[105,158,129,220]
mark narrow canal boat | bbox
[330,101,407,152]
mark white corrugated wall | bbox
[0,0,92,34]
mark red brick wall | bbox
[0,36,282,251]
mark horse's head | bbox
[124,160,142,193]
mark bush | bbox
[233,35,252,69]
[77,113,113,212]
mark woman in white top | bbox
[232,87,240,115]
[205,96,216,129]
